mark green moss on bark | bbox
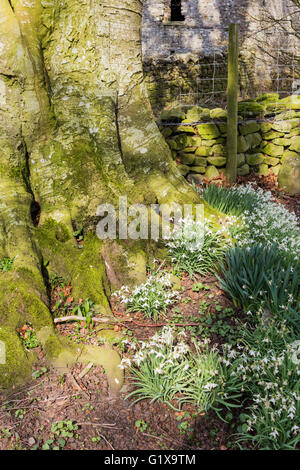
[0,326,34,390]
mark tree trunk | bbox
[0,0,199,389]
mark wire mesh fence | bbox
[148,24,300,182]
[144,53,228,120]
[145,29,300,126]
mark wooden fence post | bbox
[226,23,239,183]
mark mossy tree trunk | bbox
[0,0,198,388]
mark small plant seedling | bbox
[72,298,99,328]
[51,420,78,439]
[50,273,69,289]
[225,412,233,423]
[41,438,65,450]
[17,324,39,349]
[173,307,182,314]
[122,328,133,337]
[192,282,211,292]
[15,409,26,419]
[24,330,39,349]
[199,300,209,314]
[0,257,14,272]
[82,403,94,412]
[32,367,48,380]
[0,428,12,439]
[72,226,83,239]
[170,312,185,324]
[58,374,65,386]
[135,420,149,432]
[176,418,193,436]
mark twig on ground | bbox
[78,422,119,428]
[54,316,116,324]
[78,362,94,379]
[68,374,90,400]
[54,312,211,329]
[123,320,210,328]
[96,430,115,450]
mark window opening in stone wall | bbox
[170,0,185,22]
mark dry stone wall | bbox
[160,94,300,183]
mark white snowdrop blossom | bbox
[222,330,300,448]
[166,217,230,277]
[113,272,179,321]
[120,327,227,411]
[229,184,300,260]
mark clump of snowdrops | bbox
[166,216,230,277]
[120,327,243,412]
[113,271,179,322]
[202,182,300,261]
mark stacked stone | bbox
[160,94,300,183]
[144,58,228,117]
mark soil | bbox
[0,272,237,451]
[0,173,298,451]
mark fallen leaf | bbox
[63,285,72,297]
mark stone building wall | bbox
[142,0,300,114]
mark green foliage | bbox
[49,273,69,289]
[23,330,39,349]
[202,183,300,263]
[240,318,291,355]
[51,420,78,439]
[218,244,300,332]
[51,274,100,327]
[135,420,149,432]
[223,325,300,450]
[196,306,242,344]
[122,327,241,412]
[72,226,83,241]
[166,220,229,277]
[0,257,14,272]
[218,244,279,308]
[192,282,211,291]
[115,182,300,449]
[201,184,259,217]
[0,428,12,439]
[72,298,98,328]
[41,421,78,450]
[32,367,48,380]
[176,416,193,436]
[15,409,27,419]
[114,272,178,322]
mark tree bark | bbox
[0,0,199,389]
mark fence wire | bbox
[149,29,300,126]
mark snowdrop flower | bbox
[203,383,218,391]
[270,428,279,439]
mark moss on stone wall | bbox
[160,94,300,184]
[144,58,228,116]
